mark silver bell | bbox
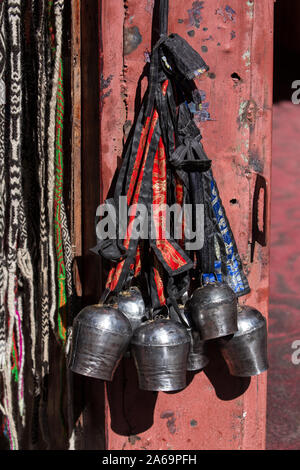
[172,304,209,371]
[218,305,269,377]
[131,318,190,391]
[69,304,132,381]
[187,329,209,371]
[186,282,238,340]
[117,286,147,331]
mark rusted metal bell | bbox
[186,282,238,340]
[131,318,191,391]
[69,304,132,381]
[218,305,269,377]
[117,286,147,331]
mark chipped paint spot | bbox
[188,1,204,29]
[128,435,141,445]
[101,89,112,102]
[246,0,254,19]
[242,49,251,67]
[178,18,184,23]
[100,74,113,102]
[145,0,154,14]
[231,30,236,40]
[160,410,174,419]
[243,411,247,419]
[249,153,264,173]
[124,26,142,55]
[187,30,195,37]
[216,5,236,23]
[241,153,248,163]
[167,416,176,434]
[203,35,213,42]
[208,72,216,79]
[239,99,258,130]
[160,410,177,434]
[100,73,113,90]
[190,419,198,427]
[201,45,208,53]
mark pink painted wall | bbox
[99,0,273,450]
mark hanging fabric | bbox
[94,0,250,314]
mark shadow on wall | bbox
[107,346,250,437]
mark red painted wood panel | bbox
[99,0,273,450]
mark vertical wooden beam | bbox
[102,0,273,450]
[72,0,104,450]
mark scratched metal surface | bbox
[99,0,273,450]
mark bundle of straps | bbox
[94,0,250,318]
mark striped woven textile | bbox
[0,0,75,450]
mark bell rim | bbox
[137,382,187,392]
[73,319,133,337]
[188,283,237,308]
[70,365,114,381]
[228,364,269,377]
[186,357,209,371]
[219,319,267,340]
[188,296,237,310]
[131,339,190,347]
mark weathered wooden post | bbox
[80,0,273,450]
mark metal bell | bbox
[116,286,147,331]
[171,303,209,371]
[218,305,269,377]
[187,329,209,371]
[131,318,191,391]
[186,282,238,340]
[69,304,132,381]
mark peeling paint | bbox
[242,49,251,67]
[100,73,113,90]
[161,410,177,435]
[239,99,258,130]
[188,1,204,29]
[128,435,141,445]
[145,0,154,14]
[100,73,113,102]
[101,89,112,102]
[216,5,236,23]
[203,34,213,42]
[160,410,174,419]
[124,26,142,55]
[249,153,264,173]
[167,416,177,434]
[246,0,254,19]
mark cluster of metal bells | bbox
[186,282,269,377]
[69,282,268,391]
